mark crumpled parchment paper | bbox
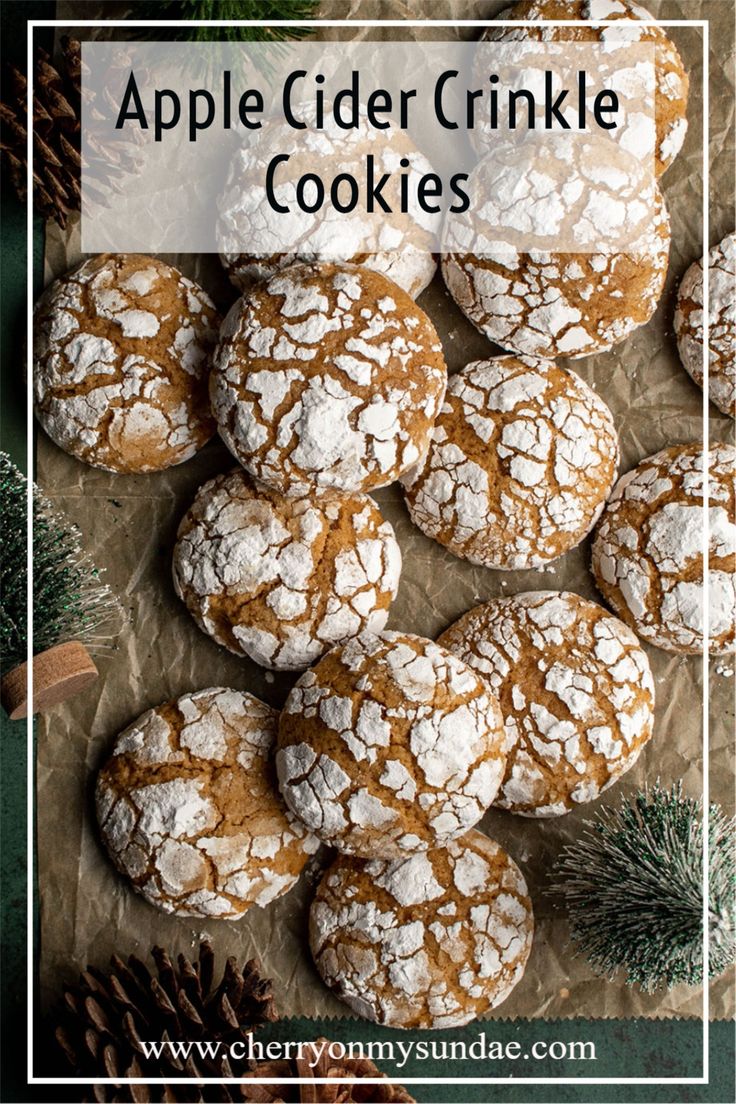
[37,0,734,1023]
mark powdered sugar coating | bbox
[173,468,402,671]
[218,104,438,299]
[309,830,533,1028]
[96,688,319,918]
[439,591,655,817]
[34,254,219,473]
[592,442,736,654]
[276,631,506,857]
[441,153,671,360]
[401,356,619,570]
[675,232,735,419]
[477,0,689,178]
[209,263,447,496]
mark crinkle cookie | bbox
[401,356,619,570]
[218,105,438,299]
[438,591,655,817]
[210,263,447,496]
[592,442,736,654]
[276,631,506,858]
[441,150,671,360]
[95,688,319,918]
[477,0,689,178]
[172,468,402,671]
[34,254,219,473]
[309,830,533,1028]
[675,232,735,419]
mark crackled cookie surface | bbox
[592,443,736,654]
[173,468,402,671]
[34,254,219,473]
[210,263,447,496]
[439,591,655,817]
[401,356,619,570]
[218,108,438,298]
[310,830,533,1028]
[276,631,506,857]
[478,0,689,177]
[441,151,670,360]
[96,688,319,918]
[675,232,735,419]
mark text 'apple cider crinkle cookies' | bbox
[310,831,534,1029]
[209,262,448,496]
[96,688,318,918]
[172,467,401,671]
[592,442,736,654]
[276,631,506,858]
[675,231,736,419]
[401,355,619,570]
[34,254,220,473]
[438,591,655,817]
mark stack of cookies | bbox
[32,0,735,1035]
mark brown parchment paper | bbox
[37,0,735,1024]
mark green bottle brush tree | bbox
[0,453,119,719]
[551,783,735,992]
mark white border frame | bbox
[24,13,711,1092]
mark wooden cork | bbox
[1,641,98,721]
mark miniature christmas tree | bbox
[551,783,735,992]
[0,453,118,719]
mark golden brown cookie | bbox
[276,631,506,858]
[592,442,736,654]
[401,355,619,569]
[675,232,736,419]
[441,161,670,359]
[34,254,219,473]
[209,263,447,496]
[173,468,402,671]
[96,688,319,918]
[477,0,689,178]
[309,830,533,1028]
[438,591,655,817]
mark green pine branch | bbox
[133,0,320,42]
[550,784,735,992]
[180,0,319,42]
[0,454,119,669]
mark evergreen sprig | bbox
[551,784,735,992]
[180,0,319,42]
[0,454,118,669]
[135,0,320,42]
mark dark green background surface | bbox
[0,3,733,1102]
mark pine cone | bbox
[0,37,144,229]
[240,1039,416,1103]
[53,941,278,1102]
